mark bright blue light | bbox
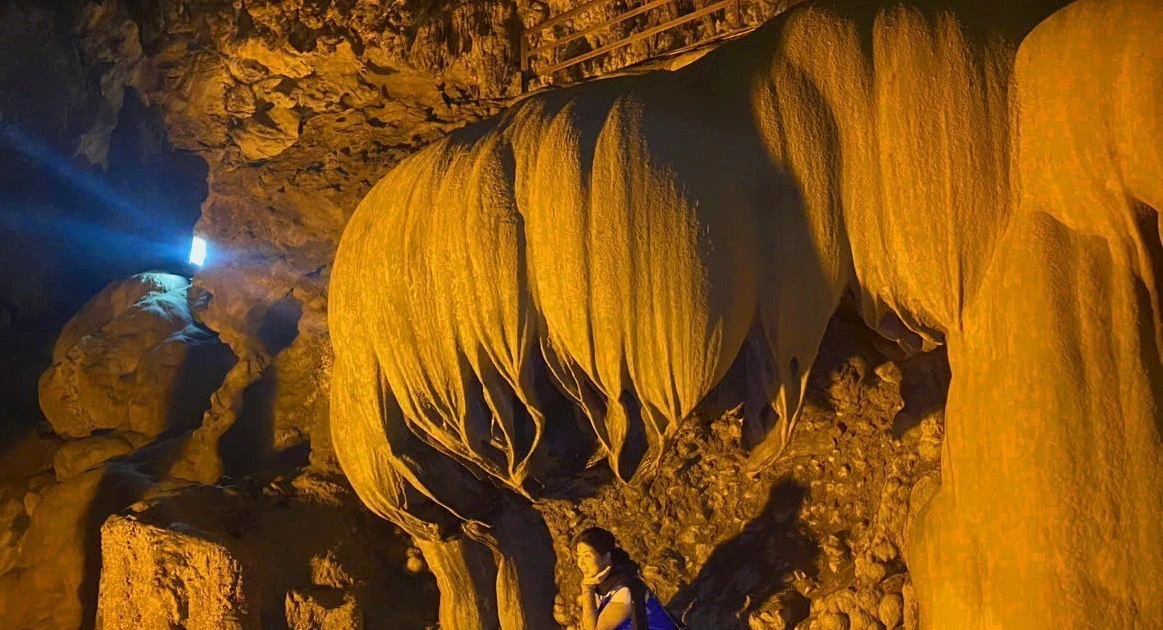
[189,236,207,266]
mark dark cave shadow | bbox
[799,302,881,418]
[219,363,285,478]
[668,479,816,629]
[774,299,951,440]
[75,302,286,627]
[526,348,607,502]
[78,445,184,629]
[890,345,950,438]
[167,335,238,436]
[1131,201,1163,441]
[220,296,308,479]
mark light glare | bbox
[189,236,207,267]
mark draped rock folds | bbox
[332,74,797,500]
[331,0,1163,628]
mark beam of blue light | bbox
[0,203,192,265]
[0,123,158,227]
[0,122,213,273]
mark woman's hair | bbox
[574,527,650,629]
[573,527,633,568]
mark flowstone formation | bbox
[535,305,951,630]
[63,0,799,483]
[1,0,1159,627]
[329,0,1163,628]
[7,0,812,627]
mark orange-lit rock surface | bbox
[94,472,437,629]
[284,587,364,630]
[39,273,233,439]
[535,306,950,629]
[97,514,260,630]
[329,0,1162,628]
[912,1,1163,626]
[1,0,1158,628]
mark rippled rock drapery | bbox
[0,0,1157,627]
[329,0,1163,628]
[65,0,804,477]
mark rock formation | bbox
[0,0,1158,628]
[328,0,1162,628]
[95,472,437,630]
[39,273,234,439]
[0,0,208,448]
[0,274,435,629]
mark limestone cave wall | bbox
[1,1,828,628]
[1,0,1156,629]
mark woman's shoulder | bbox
[603,585,632,606]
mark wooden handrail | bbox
[525,0,679,59]
[535,0,735,77]
[527,0,679,59]
[524,0,614,35]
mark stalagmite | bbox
[911,0,1163,626]
[329,0,1162,627]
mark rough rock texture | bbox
[97,514,261,630]
[95,471,438,629]
[38,273,235,439]
[69,0,528,479]
[0,1,728,628]
[62,0,803,483]
[285,587,363,630]
[0,461,155,630]
[0,432,60,580]
[3,0,1155,629]
[0,0,208,446]
[53,433,146,481]
[328,0,1162,628]
[537,305,947,629]
[526,0,794,84]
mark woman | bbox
[574,527,682,630]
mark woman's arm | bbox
[594,601,632,630]
[593,587,632,630]
[578,583,599,630]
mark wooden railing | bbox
[521,0,751,82]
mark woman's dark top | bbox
[593,562,679,630]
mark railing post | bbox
[520,33,529,73]
[519,33,530,92]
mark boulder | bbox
[96,514,260,630]
[285,587,363,630]
[93,472,437,629]
[53,433,145,480]
[39,273,234,439]
[0,463,153,630]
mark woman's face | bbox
[576,542,611,578]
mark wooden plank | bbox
[524,0,614,35]
[536,0,734,77]
[527,0,679,59]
